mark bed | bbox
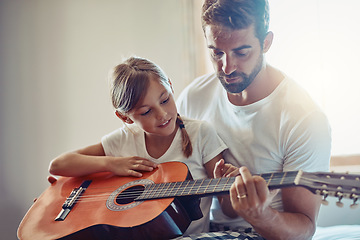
[314,225,360,240]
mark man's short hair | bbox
[202,0,270,43]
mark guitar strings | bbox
[69,180,235,203]
[77,176,286,201]
[66,173,360,204]
[66,175,296,203]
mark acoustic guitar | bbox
[17,161,360,240]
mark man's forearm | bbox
[250,208,316,240]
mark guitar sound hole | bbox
[116,185,144,205]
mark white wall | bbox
[267,0,360,156]
[0,1,203,239]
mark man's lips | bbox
[219,72,243,84]
[224,77,241,84]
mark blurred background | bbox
[1,1,359,239]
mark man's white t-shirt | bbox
[177,73,332,229]
[101,117,228,234]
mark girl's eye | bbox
[140,109,151,116]
[161,97,170,104]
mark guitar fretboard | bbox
[136,171,301,201]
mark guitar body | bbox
[17,162,200,240]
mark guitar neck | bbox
[136,171,302,201]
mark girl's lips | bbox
[158,119,171,128]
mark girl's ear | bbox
[115,111,134,124]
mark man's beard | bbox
[218,54,263,94]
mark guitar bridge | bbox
[55,180,92,221]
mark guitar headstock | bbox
[299,171,360,209]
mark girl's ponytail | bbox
[176,114,193,158]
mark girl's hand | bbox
[213,158,242,218]
[107,156,158,177]
[213,159,239,178]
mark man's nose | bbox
[222,55,236,75]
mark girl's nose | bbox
[156,107,167,120]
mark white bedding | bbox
[313,225,360,240]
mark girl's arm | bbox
[203,154,224,178]
[49,143,157,177]
[212,158,241,218]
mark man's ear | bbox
[115,111,134,124]
[263,31,273,53]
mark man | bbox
[177,0,331,239]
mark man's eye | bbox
[211,50,224,59]
[235,50,249,57]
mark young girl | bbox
[49,56,228,235]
